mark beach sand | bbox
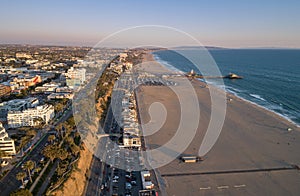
[135,52,300,196]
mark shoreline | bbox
[136,51,300,195]
[151,50,300,128]
[225,89,300,128]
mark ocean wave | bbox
[227,91,300,127]
[219,85,299,127]
[249,94,266,101]
[153,54,183,74]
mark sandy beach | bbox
[135,52,300,196]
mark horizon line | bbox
[1,43,300,50]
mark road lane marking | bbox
[217,186,229,189]
[234,184,246,188]
[199,187,211,190]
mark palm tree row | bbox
[16,160,36,188]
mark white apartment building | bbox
[0,98,39,122]
[7,104,55,128]
[0,122,16,157]
[65,67,86,89]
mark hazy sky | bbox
[1,0,300,48]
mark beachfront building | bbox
[65,67,86,89]
[121,91,141,149]
[123,134,141,148]
[0,122,16,157]
[7,104,55,128]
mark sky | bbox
[0,0,300,48]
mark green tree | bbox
[34,167,42,173]
[26,129,36,137]
[70,144,80,156]
[65,136,74,145]
[43,145,58,163]
[23,160,35,183]
[74,132,81,146]
[0,149,8,158]
[55,123,64,138]
[48,135,56,144]
[57,148,68,161]
[16,172,27,187]
[10,189,32,196]
[33,117,45,129]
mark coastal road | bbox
[84,103,116,196]
[85,71,146,196]
[0,133,50,195]
[0,102,72,195]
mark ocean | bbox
[153,49,300,126]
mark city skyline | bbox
[1,0,300,48]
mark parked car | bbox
[125,182,132,190]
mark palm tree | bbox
[48,135,56,144]
[55,123,64,139]
[16,172,27,187]
[43,145,58,163]
[23,160,35,183]
[34,167,42,173]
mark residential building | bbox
[47,92,74,100]
[0,122,16,157]
[10,75,42,89]
[35,82,60,93]
[0,84,11,97]
[15,53,32,59]
[0,98,39,122]
[65,67,86,89]
[7,104,54,128]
